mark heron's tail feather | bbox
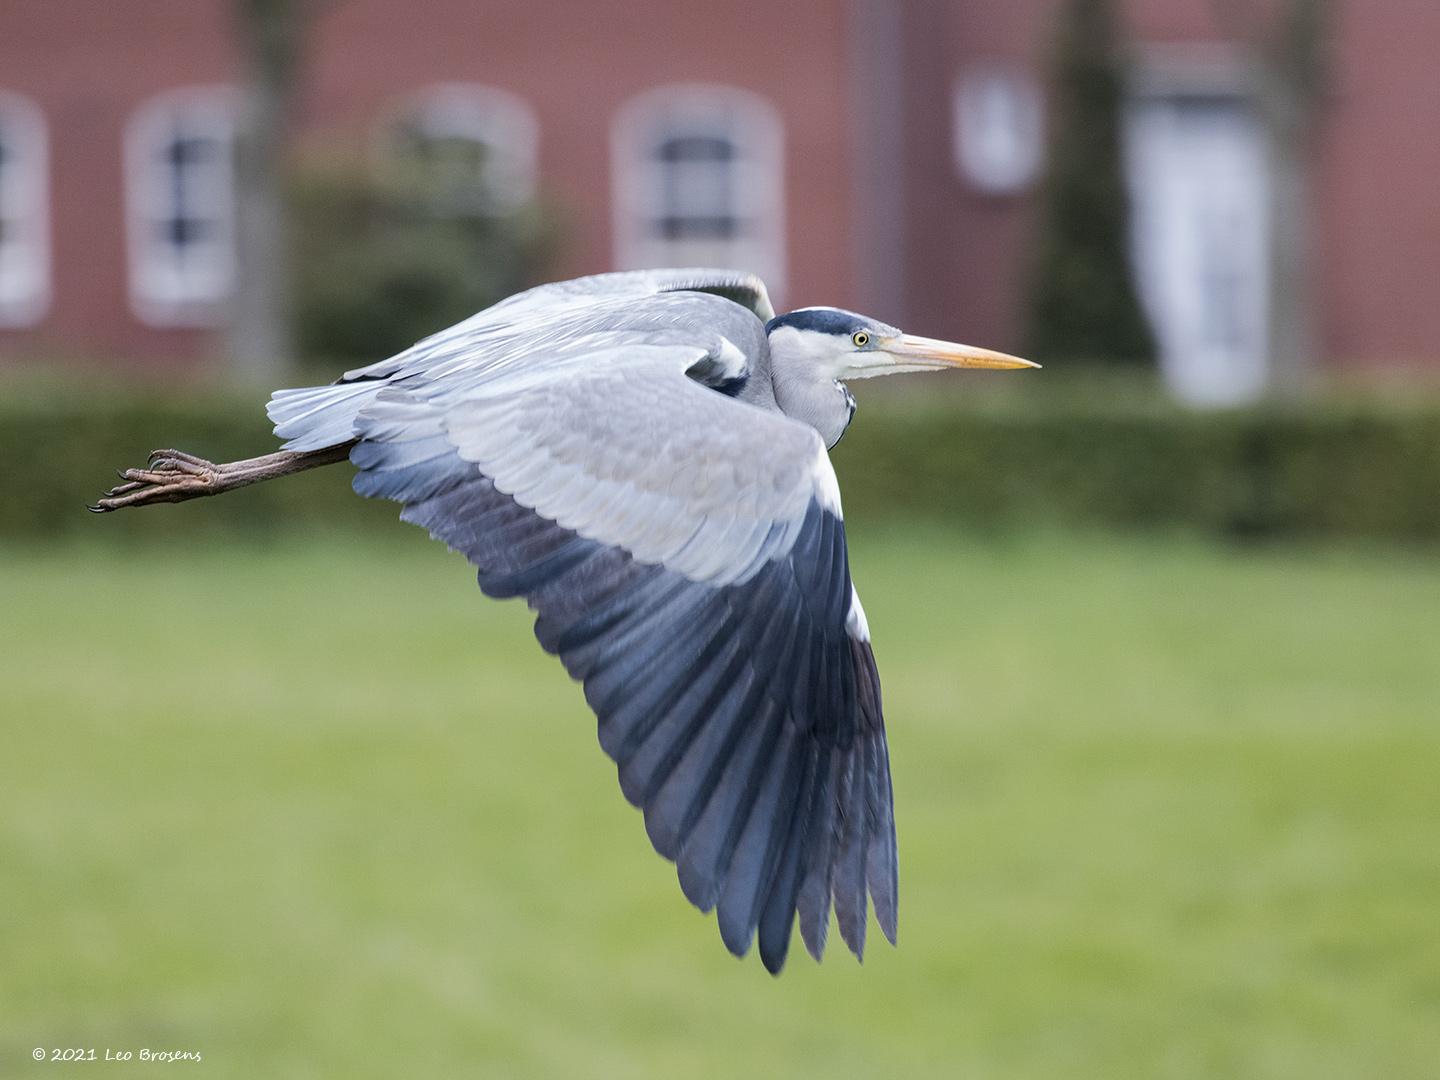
[267,382,388,453]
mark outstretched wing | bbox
[273,267,775,445]
[267,271,897,972]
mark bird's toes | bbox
[146,456,211,477]
[90,461,214,514]
[148,448,213,471]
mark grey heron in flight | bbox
[94,269,1037,973]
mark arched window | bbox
[0,92,50,327]
[1126,56,1270,405]
[613,86,785,295]
[383,84,538,213]
[124,88,237,325]
[953,65,1044,195]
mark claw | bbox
[91,452,215,515]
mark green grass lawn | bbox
[2,526,1437,1078]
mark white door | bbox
[1126,95,1270,405]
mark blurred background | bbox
[2,1,1437,1077]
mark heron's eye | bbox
[851,331,871,348]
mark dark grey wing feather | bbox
[369,444,896,974]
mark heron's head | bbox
[765,307,1038,381]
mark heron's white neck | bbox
[766,326,857,449]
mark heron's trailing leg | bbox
[89,441,356,513]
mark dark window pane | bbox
[159,216,214,248]
[162,133,223,242]
[166,136,217,168]
[657,135,734,163]
[658,215,737,241]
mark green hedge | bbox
[832,387,1440,542]
[4,378,1439,543]
[0,389,398,544]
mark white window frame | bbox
[952,64,1044,195]
[379,83,539,212]
[612,84,786,297]
[124,87,238,326]
[0,91,51,327]
[1125,49,1271,405]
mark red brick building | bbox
[0,1,1435,401]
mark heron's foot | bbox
[89,441,356,514]
[89,449,224,512]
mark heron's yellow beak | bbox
[889,334,1040,371]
